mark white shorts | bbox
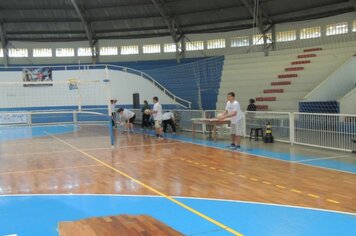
[230,119,243,136]
[154,120,162,128]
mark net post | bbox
[289,112,295,146]
[103,76,114,147]
[73,110,77,124]
[108,115,115,146]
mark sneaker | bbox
[232,145,241,150]
[226,143,235,149]
[129,130,134,134]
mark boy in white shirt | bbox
[117,108,136,133]
[150,96,163,139]
[162,111,176,133]
[218,92,243,149]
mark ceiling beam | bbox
[70,0,98,63]
[151,0,184,62]
[239,0,272,30]
[349,0,356,10]
[0,22,9,66]
[151,0,183,39]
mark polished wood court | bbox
[0,124,355,234]
[59,214,183,236]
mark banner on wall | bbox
[22,67,53,87]
[0,113,28,124]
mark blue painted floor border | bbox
[0,195,354,236]
[146,130,356,174]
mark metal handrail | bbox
[106,64,192,109]
[0,64,192,109]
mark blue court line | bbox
[140,130,356,174]
[0,195,354,236]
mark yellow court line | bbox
[178,158,342,205]
[308,194,320,199]
[0,164,102,176]
[326,199,340,204]
[290,189,302,193]
[47,133,243,236]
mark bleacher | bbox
[217,40,356,111]
[142,56,224,110]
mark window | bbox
[33,48,52,57]
[78,47,92,56]
[100,46,118,56]
[300,26,321,39]
[121,45,139,55]
[164,43,183,53]
[186,41,204,51]
[276,30,296,42]
[142,44,161,54]
[326,22,348,36]
[0,49,3,57]
[56,48,74,57]
[231,36,249,47]
[353,20,356,32]
[207,39,225,49]
[252,33,272,45]
[9,48,28,57]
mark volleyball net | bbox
[0,79,115,145]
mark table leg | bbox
[213,124,217,142]
[192,122,195,139]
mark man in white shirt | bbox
[117,108,136,133]
[218,92,243,149]
[151,96,163,138]
[162,111,176,133]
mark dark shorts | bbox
[127,114,136,124]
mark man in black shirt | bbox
[247,99,257,111]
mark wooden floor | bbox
[59,214,183,236]
[0,124,355,233]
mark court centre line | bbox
[0,149,84,157]
[0,164,102,176]
[81,141,184,151]
[46,132,244,236]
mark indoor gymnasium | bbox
[0,0,355,235]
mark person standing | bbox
[247,98,257,111]
[218,92,243,150]
[110,99,117,128]
[141,100,151,130]
[151,96,163,139]
[117,108,136,133]
[162,111,176,133]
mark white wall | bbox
[340,88,356,114]
[305,57,356,101]
[0,69,179,109]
